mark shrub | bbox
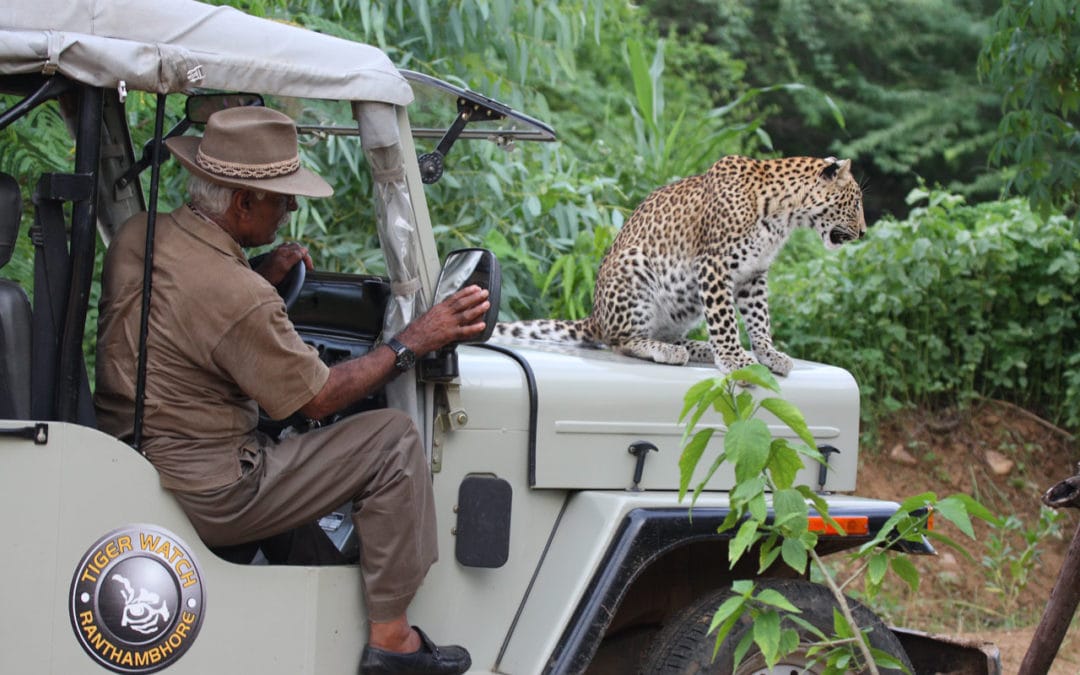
[770,188,1080,431]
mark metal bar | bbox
[132,93,168,451]
[56,86,101,423]
[0,76,72,132]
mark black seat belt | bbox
[30,182,71,420]
[29,173,93,421]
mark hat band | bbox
[195,147,300,180]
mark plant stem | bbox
[810,548,881,675]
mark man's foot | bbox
[359,626,471,675]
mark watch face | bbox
[389,339,415,371]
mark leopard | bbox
[493,155,866,376]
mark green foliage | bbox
[979,0,1080,218]
[771,188,1080,432]
[186,0,770,322]
[0,101,72,291]
[981,505,1065,622]
[679,366,995,671]
[642,0,1005,221]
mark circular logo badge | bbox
[70,525,206,673]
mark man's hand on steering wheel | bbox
[254,241,313,286]
[252,242,313,310]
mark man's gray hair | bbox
[187,175,235,218]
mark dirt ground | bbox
[858,399,1080,674]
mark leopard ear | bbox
[821,157,851,180]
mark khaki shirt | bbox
[95,205,329,491]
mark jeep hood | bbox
[456,342,861,492]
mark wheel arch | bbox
[544,500,916,674]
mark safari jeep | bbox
[0,1,1000,673]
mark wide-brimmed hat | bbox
[164,106,332,198]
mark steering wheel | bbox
[276,259,306,310]
[249,252,306,311]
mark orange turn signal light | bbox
[808,515,870,536]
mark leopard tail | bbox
[492,316,604,347]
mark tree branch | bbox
[810,548,881,675]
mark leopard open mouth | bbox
[828,227,858,245]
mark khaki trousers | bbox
[171,408,438,621]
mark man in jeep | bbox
[94,106,484,675]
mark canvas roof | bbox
[0,0,413,105]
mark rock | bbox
[985,449,1014,476]
[889,443,919,466]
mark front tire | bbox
[640,579,912,674]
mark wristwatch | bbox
[385,337,416,372]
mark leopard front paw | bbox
[714,350,757,375]
[755,348,793,377]
[655,344,690,365]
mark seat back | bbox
[0,172,32,419]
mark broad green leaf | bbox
[868,551,888,587]
[726,419,772,480]
[832,607,854,639]
[797,487,846,536]
[777,628,800,662]
[773,489,809,529]
[731,579,755,596]
[753,610,781,666]
[760,397,815,448]
[780,538,808,574]
[933,496,976,539]
[758,541,782,572]
[678,428,714,499]
[711,390,739,425]
[788,614,826,640]
[711,610,744,661]
[730,518,760,565]
[754,588,801,613]
[869,647,906,670]
[890,556,920,592]
[729,364,780,391]
[924,530,977,561]
[735,390,755,420]
[732,631,755,671]
[898,492,938,512]
[768,439,805,490]
[680,378,718,421]
[748,492,768,523]
[946,492,1001,526]
[690,449,730,509]
[708,595,747,633]
[681,385,728,445]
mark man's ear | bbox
[231,188,254,215]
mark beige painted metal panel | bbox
[480,341,862,492]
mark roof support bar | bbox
[132,93,168,451]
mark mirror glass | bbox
[434,248,501,343]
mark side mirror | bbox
[421,248,501,382]
[432,247,501,343]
